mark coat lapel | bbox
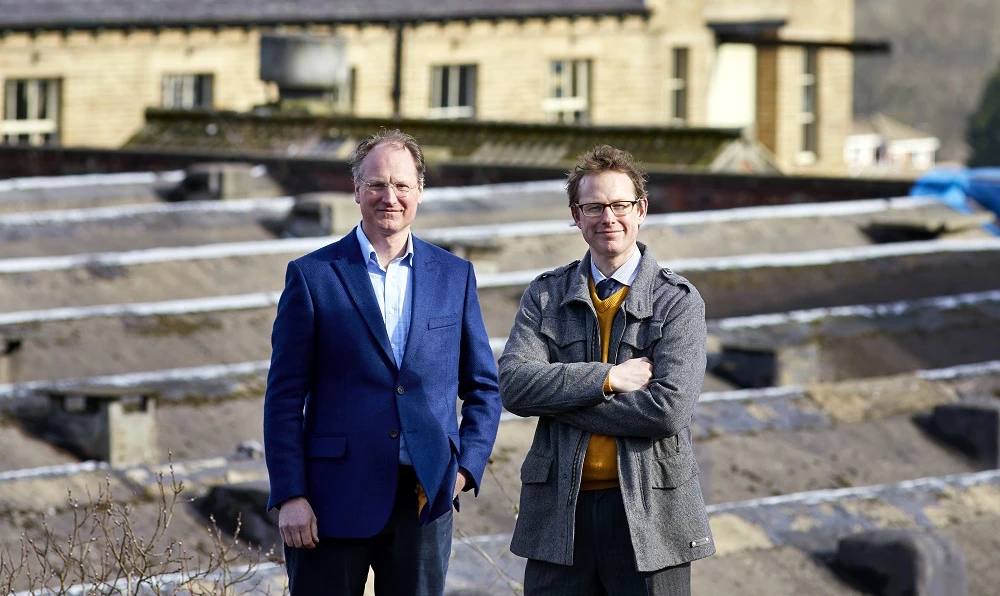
[400,238,441,371]
[329,230,397,369]
[560,252,597,308]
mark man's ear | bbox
[571,206,582,228]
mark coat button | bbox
[396,386,404,395]
[390,430,399,439]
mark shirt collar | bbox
[356,222,414,266]
[589,243,641,287]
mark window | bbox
[799,48,819,159]
[429,65,476,119]
[544,59,590,124]
[2,79,61,146]
[162,74,214,110]
[670,48,689,124]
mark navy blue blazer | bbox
[263,229,502,537]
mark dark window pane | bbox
[457,67,468,107]
[674,88,687,121]
[803,122,817,153]
[37,80,49,119]
[441,67,451,107]
[195,75,213,109]
[674,48,688,80]
[15,81,28,120]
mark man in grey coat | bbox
[499,145,714,595]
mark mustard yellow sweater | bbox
[580,279,629,491]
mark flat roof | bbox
[0,0,648,31]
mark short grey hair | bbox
[349,128,426,187]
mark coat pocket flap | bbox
[651,452,698,489]
[307,435,347,458]
[620,320,663,351]
[540,316,585,348]
[519,453,553,484]
[428,313,461,329]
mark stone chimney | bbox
[47,387,159,467]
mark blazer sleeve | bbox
[455,262,503,496]
[498,282,614,417]
[263,260,316,510]
[553,289,707,439]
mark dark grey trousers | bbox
[523,488,691,596]
[283,466,452,596]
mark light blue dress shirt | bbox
[356,223,415,465]
[590,243,642,289]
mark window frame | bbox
[161,73,215,110]
[669,47,689,124]
[428,64,477,119]
[544,59,591,124]
[797,48,819,164]
[2,78,61,146]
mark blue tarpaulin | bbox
[911,168,1000,235]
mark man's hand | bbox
[278,496,318,549]
[608,357,653,393]
[453,470,467,498]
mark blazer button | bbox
[396,386,404,395]
[390,430,399,439]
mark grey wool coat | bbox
[498,243,715,572]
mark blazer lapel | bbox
[399,238,441,371]
[329,231,397,369]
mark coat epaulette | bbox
[535,261,579,282]
[660,267,693,293]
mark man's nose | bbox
[381,188,399,204]
[599,205,616,222]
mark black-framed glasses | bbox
[575,200,643,217]
[361,180,416,197]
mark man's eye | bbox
[394,184,411,192]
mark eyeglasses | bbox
[575,200,643,217]
[361,180,417,198]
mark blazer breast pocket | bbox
[428,313,461,329]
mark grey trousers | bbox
[523,488,691,596]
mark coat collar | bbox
[560,242,659,319]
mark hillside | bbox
[854,0,1000,162]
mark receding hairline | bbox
[354,140,423,182]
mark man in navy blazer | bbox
[264,129,502,596]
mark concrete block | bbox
[0,337,22,384]
[47,387,158,467]
[237,440,265,460]
[167,163,285,202]
[197,481,280,551]
[836,529,967,596]
[281,192,357,237]
[929,402,1000,467]
[711,342,824,388]
[711,347,775,389]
